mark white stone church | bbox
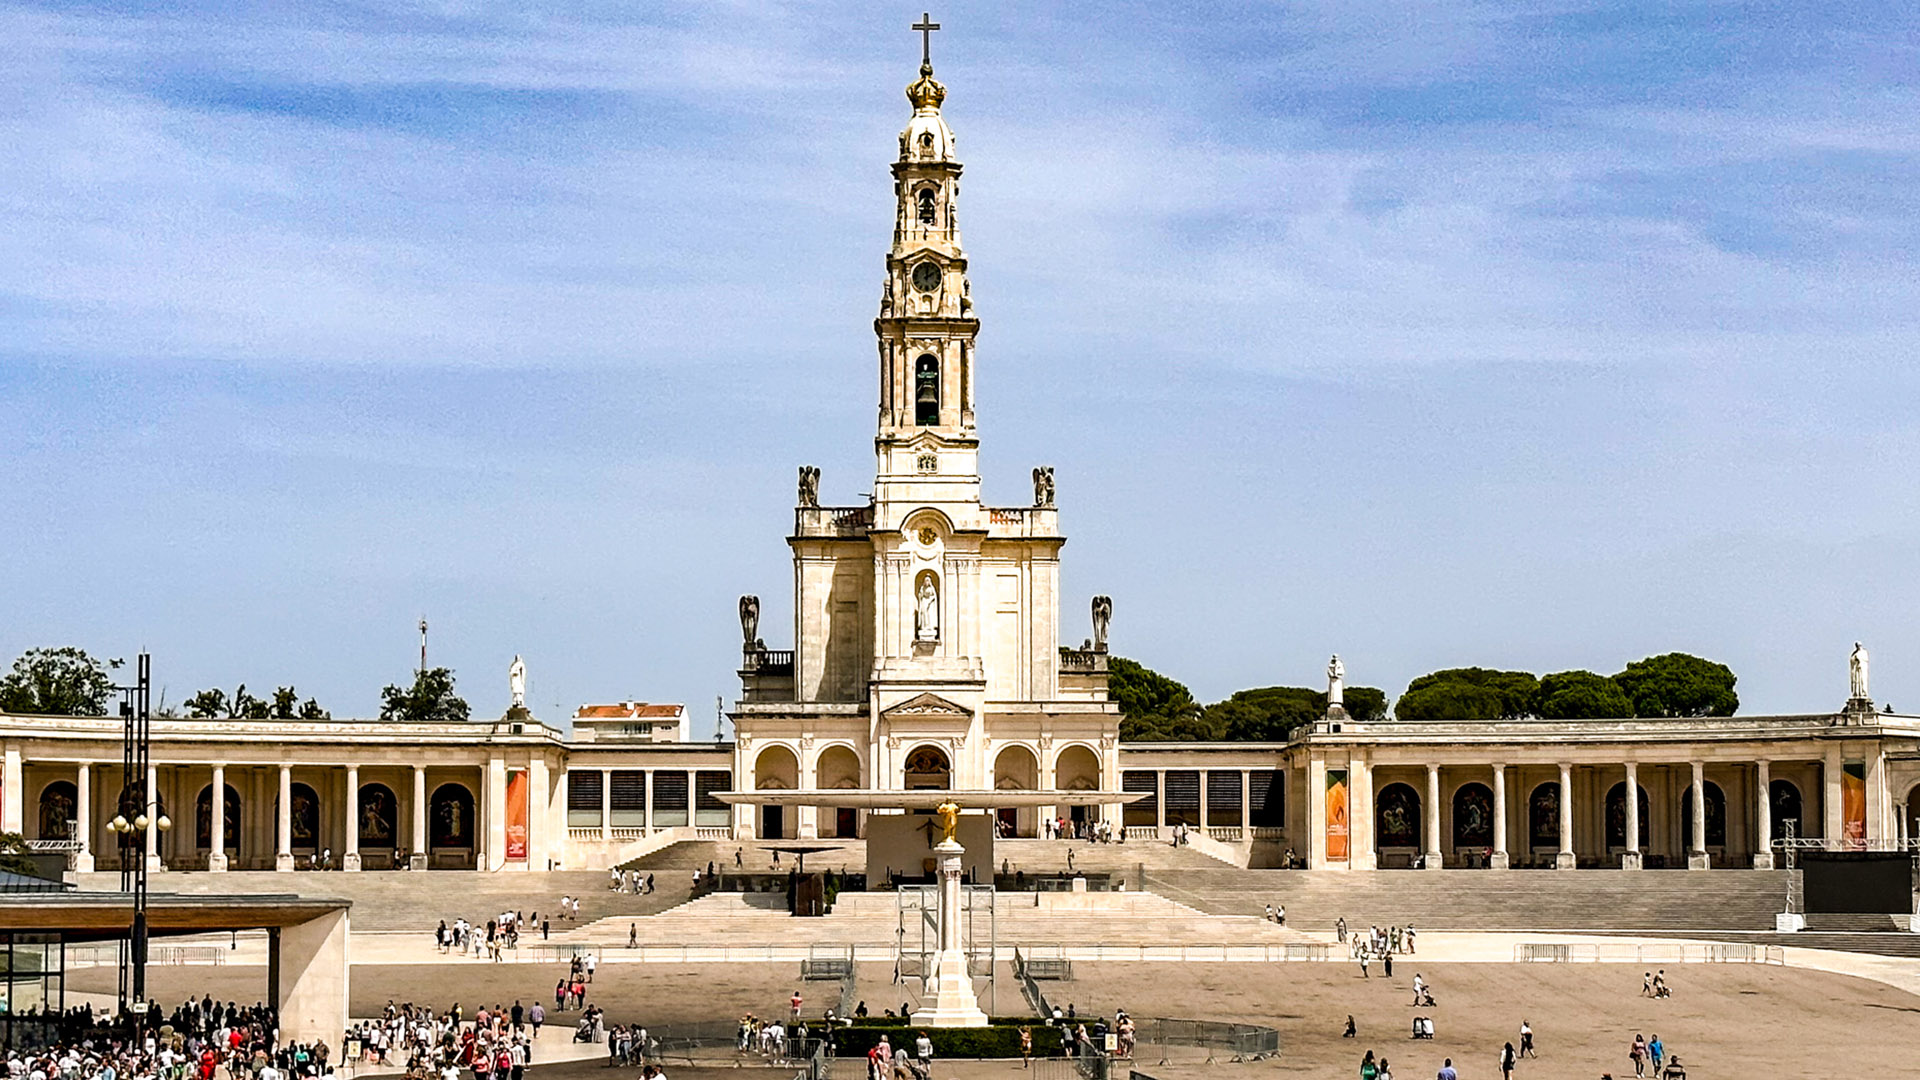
[3,43,1919,879]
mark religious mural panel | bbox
[358,783,397,847]
[1452,783,1493,848]
[1324,769,1349,860]
[431,784,474,848]
[1529,783,1560,849]
[1375,782,1419,848]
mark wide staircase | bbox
[1143,866,1792,932]
[557,885,1302,949]
[75,870,679,932]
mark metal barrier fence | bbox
[1514,942,1785,965]
[67,944,228,967]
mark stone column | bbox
[487,755,508,871]
[1753,759,1774,869]
[1423,763,1444,870]
[600,768,612,841]
[1240,770,1252,832]
[1198,771,1209,831]
[1155,769,1166,832]
[145,762,161,871]
[208,764,228,872]
[686,769,700,831]
[1823,748,1844,844]
[1688,760,1709,869]
[643,769,655,831]
[1490,764,1509,869]
[916,836,988,1027]
[0,745,21,836]
[411,766,428,870]
[528,757,549,870]
[1350,756,1375,871]
[1306,754,1328,870]
[277,765,294,871]
[342,765,361,871]
[1555,763,1576,869]
[1622,761,1643,870]
[797,753,818,839]
[1866,751,1889,844]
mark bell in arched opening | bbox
[915,354,940,425]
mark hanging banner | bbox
[506,770,529,861]
[1842,762,1866,847]
[1325,768,1349,861]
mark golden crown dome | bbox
[906,62,946,111]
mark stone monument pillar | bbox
[917,804,988,1027]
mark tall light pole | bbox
[106,653,168,1018]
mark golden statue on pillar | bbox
[935,800,961,843]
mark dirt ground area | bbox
[69,958,1920,1078]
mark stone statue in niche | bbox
[882,279,895,316]
[738,595,760,646]
[797,465,820,508]
[508,655,526,709]
[960,278,972,315]
[1091,595,1112,650]
[1327,654,1345,709]
[1850,641,1870,701]
[1032,466,1054,507]
[915,572,940,642]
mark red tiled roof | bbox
[573,701,685,720]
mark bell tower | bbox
[874,20,980,508]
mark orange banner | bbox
[1842,762,1866,847]
[1326,769,1349,861]
[506,770,529,861]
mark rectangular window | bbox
[566,770,603,828]
[610,771,647,827]
[1207,770,1244,826]
[696,771,732,827]
[1164,770,1201,826]
[1122,770,1157,827]
[652,771,689,827]
[1249,770,1284,828]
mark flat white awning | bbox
[712,789,1145,809]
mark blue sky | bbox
[3,2,1917,731]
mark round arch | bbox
[754,744,800,790]
[1528,782,1561,850]
[903,744,952,790]
[194,783,241,853]
[1377,782,1421,849]
[992,743,1041,838]
[814,744,863,789]
[1605,782,1650,849]
[1052,744,1100,791]
[430,783,475,852]
[37,781,77,843]
[1905,783,1920,842]
[1680,782,1727,849]
[814,744,863,840]
[1451,782,1493,849]
[357,783,398,848]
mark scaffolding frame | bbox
[893,884,996,1015]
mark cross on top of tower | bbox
[913,12,940,71]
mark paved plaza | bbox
[66,950,1920,1077]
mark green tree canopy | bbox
[1612,652,1738,717]
[379,667,470,723]
[1341,686,1390,723]
[1397,667,1540,721]
[184,689,228,718]
[1106,656,1215,741]
[1204,687,1319,741]
[1534,669,1634,719]
[0,648,120,716]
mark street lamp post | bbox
[105,653,168,1017]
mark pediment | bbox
[883,693,972,719]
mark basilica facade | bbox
[3,48,1918,880]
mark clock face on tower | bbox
[912,261,941,292]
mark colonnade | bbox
[1304,750,1896,870]
[10,755,561,872]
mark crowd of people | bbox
[2,998,317,1080]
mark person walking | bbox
[1519,1019,1535,1058]
[1359,951,1370,978]
[1019,1026,1032,1069]
[1382,952,1393,978]
[1435,1058,1456,1080]
[1630,1033,1648,1077]
[1500,1042,1516,1079]
[1641,971,1654,997]
[1359,1049,1378,1079]
[1648,1034,1664,1074]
